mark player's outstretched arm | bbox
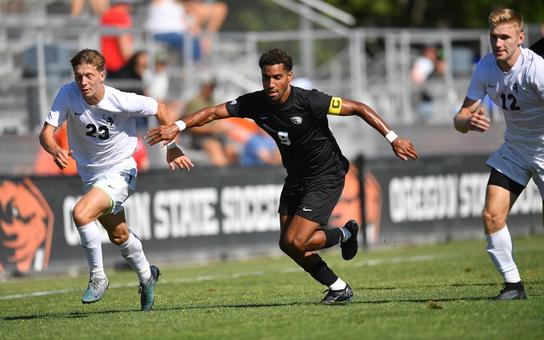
[338,98,418,161]
[154,102,194,170]
[145,102,230,146]
[453,98,489,133]
[38,122,73,169]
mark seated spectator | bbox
[145,0,202,61]
[410,45,438,122]
[109,50,148,90]
[182,0,228,56]
[71,0,109,17]
[240,129,282,167]
[145,0,227,61]
[142,50,183,121]
[143,50,169,100]
[100,1,134,77]
[182,79,237,166]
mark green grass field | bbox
[1,235,543,339]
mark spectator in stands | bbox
[71,0,109,17]
[109,50,147,90]
[142,50,184,123]
[145,0,227,62]
[240,128,281,167]
[181,0,228,56]
[100,1,134,77]
[146,48,418,304]
[143,50,169,101]
[145,0,201,61]
[182,78,237,166]
[410,45,438,122]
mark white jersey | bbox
[467,47,544,155]
[46,82,158,181]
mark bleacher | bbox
[2,0,531,175]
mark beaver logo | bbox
[0,178,54,273]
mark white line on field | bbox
[0,254,447,301]
[0,271,266,301]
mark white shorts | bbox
[486,143,544,198]
[83,167,137,215]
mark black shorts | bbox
[488,167,525,197]
[278,174,345,225]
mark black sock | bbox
[322,228,343,249]
[505,281,524,290]
[303,253,338,286]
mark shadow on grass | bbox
[355,279,544,291]
[2,308,137,321]
[0,294,502,321]
[1,302,303,321]
[4,280,542,321]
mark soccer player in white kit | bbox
[454,9,544,300]
[39,49,193,311]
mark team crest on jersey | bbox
[290,116,303,125]
[102,113,117,126]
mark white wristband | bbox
[166,140,177,150]
[174,120,186,132]
[385,130,398,143]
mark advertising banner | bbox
[1,154,541,275]
[363,155,542,246]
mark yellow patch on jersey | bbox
[328,97,342,115]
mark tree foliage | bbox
[222,0,544,31]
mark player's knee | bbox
[481,208,506,231]
[278,239,290,254]
[282,234,306,253]
[108,229,128,245]
[72,204,93,227]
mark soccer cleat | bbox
[321,284,353,304]
[82,276,109,304]
[139,265,160,311]
[340,220,359,260]
[495,282,527,301]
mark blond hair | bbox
[488,8,524,32]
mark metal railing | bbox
[0,8,492,134]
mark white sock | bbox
[486,225,521,283]
[78,223,106,280]
[329,277,347,291]
[340,227,352,243]
[119,230,151,283]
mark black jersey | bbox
[530,37,544,58]
[226,86,349,179]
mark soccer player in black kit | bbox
[146,49,418,304]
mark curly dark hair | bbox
[259,48,293,71]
